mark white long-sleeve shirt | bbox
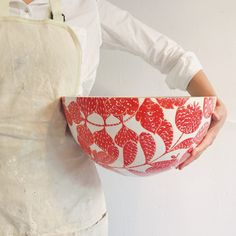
[6,0,203,233]
[10,0,203,96]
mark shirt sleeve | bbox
[97,0,203,91]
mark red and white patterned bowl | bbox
[61,96,216,177]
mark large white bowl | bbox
[61,96,216,177]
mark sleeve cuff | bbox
[165,51,203,91]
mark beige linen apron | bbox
[0,0,108,235]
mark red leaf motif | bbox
[93,128,114,151]
[156,119,173,152]
[77,124,94,146]
[172,138,194,151]
[139,132,156,162]
[193,122,210,145]
[203,97,215,118]
[107,145,119,159]
[68,101,83,124]
[123,141,138,166]
[95,98,110,119]
[156,97,189,109]
[114,125,138,147]
[92,148,118,165]
[175,103,203,134]
[146,158,178,174]
[76,97,97,117]
[105,98,139,116]
[135,98,164,133]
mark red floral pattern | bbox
[61,96,216,177]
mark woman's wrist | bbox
[186,70,217,97]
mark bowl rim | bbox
[61,95,217,99]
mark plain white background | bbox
[90,0,236,235]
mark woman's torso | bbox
[0,1,107,235]
[10,0,102,96]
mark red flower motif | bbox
[175,102,203,134]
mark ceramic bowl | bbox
[61,96,216,177]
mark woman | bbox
[0,0,227,235]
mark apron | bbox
[0,0,108,235]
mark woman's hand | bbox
[176,70,227,170]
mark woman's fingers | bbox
[177,127,215,169]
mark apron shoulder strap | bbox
[0,0,65,22]
[49,0,65,22]
[0,0,8,17]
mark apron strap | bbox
[0,0,65,22]
[0,0,8,17]
[49,0,65,22]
